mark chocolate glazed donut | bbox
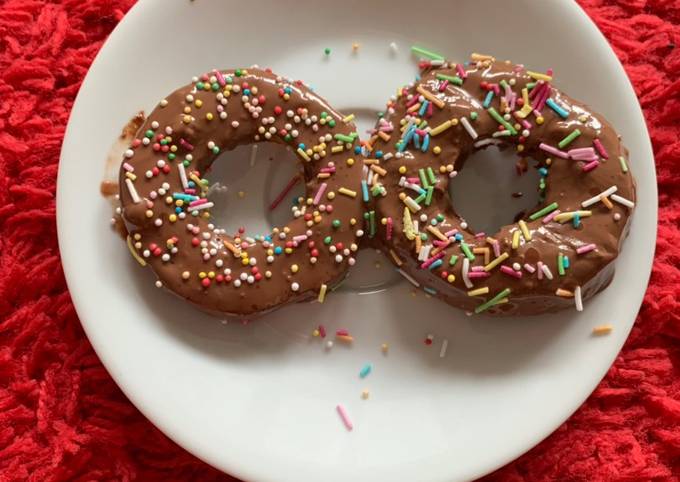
[366,54,636,315]
[119,68,365,316]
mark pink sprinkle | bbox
[426,101,433,117]
[406,96,420,108]
[577,244,597,254]
[320,167,336,174]
[529,81,545,100]
[471,266,485,272]
[415,129,428,136]
[336,404,353,431]
[313,182,327,205]
[292,235,308,243]
[492,240,501,257]
[537,261,544,280]
[379,124,394,133]
[542,209,561,224]
[420,251,445,269]
[500,265,523,279]
[535,87,551,111]
[318,325,326,338]
[438,80,449,92]
[179,138,194,151]
[213,69,226,86]
[122,162,134,172]
[475,232,486,239]
[468,271,490,279]
[184,188,197,195]
[582,160,600,172]
[188,198,209,207]
[407,177,420,184]
[509,92,517,111]
[456,63,467,78]
[433,239,449,247]
[444,229,459,237]
[523,263,536,273]
[336,329,350,336]
[517,116,532,130]
[492,84,500,95]
[568,147,596,160]
[593,138,609,159]
[539,143,569,159]
[386,217,393,241]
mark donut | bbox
[118,68,365,316]
[366,53,636,315]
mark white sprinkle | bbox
[462,257,473,288]
[291,282,300,291]
[473,138,501,148]
[155,280,163,288]
[389,41,398,52]
[191,202,214,211]
[397,268,420,287]
[460,117,478,140]
[540,263,554,280]
[178,163,189,190]
[124,149,134,158]
[611,194,635,209]
[439,339,449,358]
[417,244,432,261]
[581,185,617,208]
[125,178,141,203]
[574,286,583,312]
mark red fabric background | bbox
[0,0,678,480]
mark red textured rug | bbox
[1,0,679,480]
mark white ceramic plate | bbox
[57,1,657,481]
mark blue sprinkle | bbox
[243,88,251,96]
[573,213,581,228]
[375,150,383,158]
[298,143,306,150]
[483,90,494,108]
[546,98,569,119]
[454,233,463,241]
[418,100,429,117]
[424,286,437,295]
[359,363,372,378]
[413,133,421,150]
[538,167,549,177]
[563,255,570,269]
[175,207,182,214]
[284,87,292,94]
[187,181,195,188]
[421,134,430,152]
[354,145,362,154]
[361,180,369,202]
[274,246,283,255]
[428,259,444,270]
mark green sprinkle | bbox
[449,255,459,266]
[196,82,204,90]
[475,288,511,314]
[470,111,478,120]
[211,83,219,91]
[334,133,355,144]
[414,192,427,204]
[332,219,341,229]
[430,219,438,226]
[418,169,430,189]
[487,107,517,134]
[500,79,509,90]
[235,69,243,77]
[619,156,629,173]
[529,202,559,221]
[425,186,434,206]
[183,160,191,167]
[426,167,437,185]
[435,73,463,85]
[328,119,336,127]
[460,242,475,261]
[324,236,332,245]
[168,153,176,160]
[558,253,565,276]
[436,214,445,222]
[410,45,445,60]
[527,82,536,90]
[324,47,331,55]
[144,130,154,138]
[558,129,582,149]
[420,232,428,241]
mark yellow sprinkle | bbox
[378,131,391,142]
[312,329,320,337]
[126,236,146,266]
[331,145,344,153]
[361,390,370,400]
[370,164,387,176]
[398,166,407,174]
[556,288,574,297]
[527,70,553,82]
[125,172,137,181]
[518,220,532,241]
[318,283,328,303]
[471,52,495,61]
[338,187,357,198]
[297,148,311,161]
[381,343,389,353]
[346,158,355,166]
[291,264,299,273]
[592,324,613,336]
[473,247,490,265]
[446,274,455,283]
[601,196,614,210]
[467,287,489,297]
[554,211,592,223]
[429,120,452,136]
[433,146,441,155]
[337,335,354,343]
[343,113,356,123]
[484,252,509,271]
[512,230,521,249]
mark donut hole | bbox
[448,146,542,235]
[202,143,305,236]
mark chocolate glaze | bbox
[119,68,364,316]
[369,56,636,315]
